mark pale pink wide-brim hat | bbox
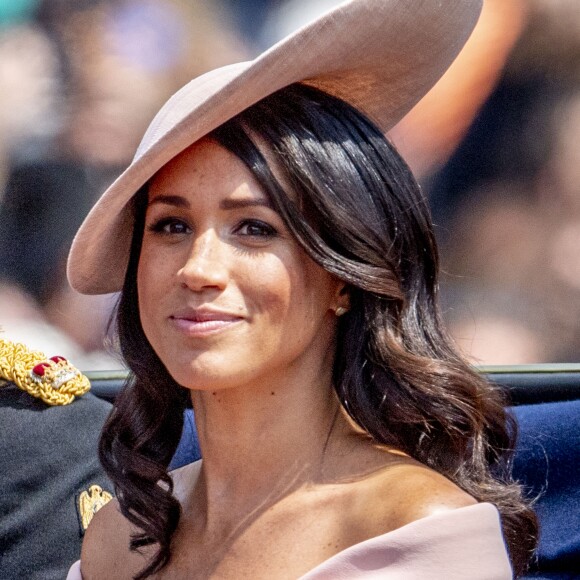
[68,0,482,295]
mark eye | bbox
[235,219,278,238]
[148,217,191,235]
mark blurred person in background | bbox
[0,0,248,366]
[428,0,580,365]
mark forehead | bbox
[148,137,264,199]
[147,133,304,213]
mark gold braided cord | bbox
[0,338,90,406]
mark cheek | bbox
[136,246,171,330]
[242,259,293,321]
[299,259,339,315]
[250,254,336,330]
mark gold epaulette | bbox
[0,338,91,405]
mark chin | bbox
[166,361,238,392]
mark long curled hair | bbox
[101,84,538,579]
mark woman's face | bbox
[137,138,344,391]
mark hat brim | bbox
[67,0,482,295]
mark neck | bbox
[195,377,339,478]
[187,358,351,532]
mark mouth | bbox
[169,308,244,336]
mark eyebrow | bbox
[219,198,273,210]
[148,194,273,210]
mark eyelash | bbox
[234,219,278,238]
[147,217,278,239]
[148,217,190,235]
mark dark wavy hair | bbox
[101,84,537,579]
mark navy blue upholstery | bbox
[169,409,201,470]
[512,399,580,579]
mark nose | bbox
[177,229,229,292]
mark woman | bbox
[66,1,537,578]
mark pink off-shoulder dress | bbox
[67,502,512,579]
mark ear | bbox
[332,284,351,317]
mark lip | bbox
[169,307,244,337]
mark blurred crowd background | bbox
[0,0,579,369]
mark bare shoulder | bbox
[387,460,476,522]
[79,463,200,579]
[80,499,147,580]
[356,455,477,532]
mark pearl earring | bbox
[335,306,348,317]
